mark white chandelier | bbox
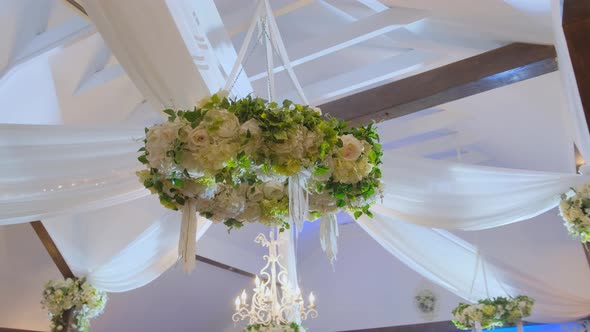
[232,230,318,330]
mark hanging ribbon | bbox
[288,173,309,233]
[516,319,524,332]
[178,199,198,273]
[320,213,339,263]
[474,320,483,332]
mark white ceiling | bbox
[0,0,583,331]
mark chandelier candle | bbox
[232,230,317,331]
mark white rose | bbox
[304,129,320,155]
[205,109,240,139]
[240,119,262,137]
[238,203,261,222]
[146,124,180,167]
[311,106,322,115]
[339,134,364,161]
[246,185,264,202]
[263,181,285,200]
[212,186,245,219]
[187,127,210,147]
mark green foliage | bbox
[137,92,383,232]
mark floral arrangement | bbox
[452,296,534,330]
[559,185,590,243]
[137,92,383,231]
[415,289,437,315]
[41,277,107,332]
[245,322,302,332]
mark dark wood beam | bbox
[196,255,257,279]
[320,43,557,125]
[563,0,590,124]
[30,221,75,279]
[563,0,590,271]
[64,0,88,16]
[30,221,75,332]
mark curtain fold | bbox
[43,196,211,292]
[0,124,146,225]
[356,211,590,322]
[379,152,588,230]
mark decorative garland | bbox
[41,278,107,332]
[415,289,437,315]
[246,322,302,332]
[452,296,534,330]
[559,185,590,243]
[137,92,383,231]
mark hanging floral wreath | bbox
[246,322,302,332]
[41,278,107,332]
[137,92,383,231]
[451,296,534,330]
[560,185,590,243]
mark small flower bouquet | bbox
[560,184,590,243]
[41,278,107,332]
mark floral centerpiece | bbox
[41,277,107,332]
[452,302,502,331]
[452,296,534,331]
[246,322,303,332]
[137,92,383,270]
[499,295,534,326]
[559,185,590,243]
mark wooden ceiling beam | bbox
[563,0,590,271]
[30,221,75,332]
[319,43,557,126]
[563,0,590,120]
[30,221,75,279]
[196,255,257,279]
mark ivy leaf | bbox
[138,155,148,164]
[353,211,362,219]
[163,109,175,116]
[313,165,330,176]
[172,178,185,188]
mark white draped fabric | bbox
[379,152,589,230]
[356,211,590,322]
[0,124,145,225]
[44,197,210,292]
[81,0,210,110]
[1,0,590,324]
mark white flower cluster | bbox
[452,296,534,330]
[138,93,383,230]
[559,184,590,243]
[246,323,301,332]
[41,278,107,332]
[415,290,437,314]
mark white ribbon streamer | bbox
[319,213,339,263]
[474,320,483,332]
[517,320,524,332]
[178,199,198,273]
[288,173,309,233]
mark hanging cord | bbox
[262,0,310,105]
[469,251,481,299]
[481,256,491,299]
[223,0,264,95]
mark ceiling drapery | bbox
[0,0,588,324]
